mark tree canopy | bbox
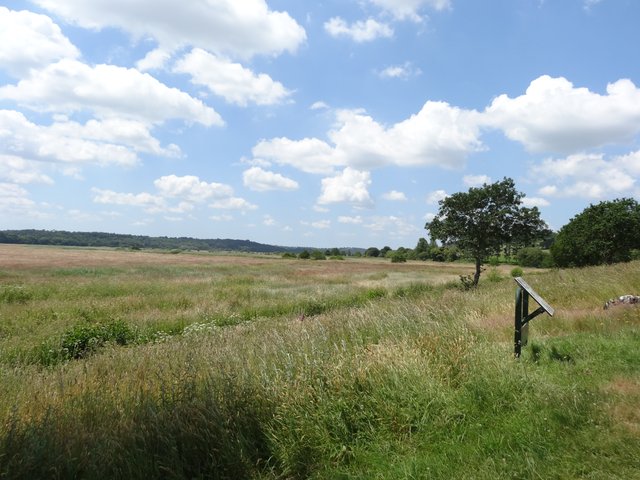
[551,198,640,267]
[427,178,548,286]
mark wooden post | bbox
[513,277,554,358]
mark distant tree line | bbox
[0,229,304,254]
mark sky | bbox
[1,0,639,249]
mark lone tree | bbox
[427,178,548,287]
[551,198,640,267]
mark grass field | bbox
[0,244,638,479]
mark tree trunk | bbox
[473,257,482,286]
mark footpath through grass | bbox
[0,246,638,478]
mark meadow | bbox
[0,244,638,479]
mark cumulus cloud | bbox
[338,215,363,224]
[93,174,254,214]
[32,0,306,59]
[0,59,222,126]
[364,215,420,237]
[521,197,550,208]
[252,137,339,174]
[484,75,640,153]
[0,155,53,185]
[0,7,80,76]
[426,189,447,204]
[242,167,299,192]
[173,48,291,106]
[311,220,331,229]
[252,103,483,173]
[530,151,638,199]
[367,0,451,21]
[310,101,329,111]
[324,17,393,42]
[154,175,234,202]
[463,174,491,187]
[92,189,167,213]
[318,168,373,206]
[378,62,421,79]
[0,182,43,217]
[382,190,408,201]
[0,110,140,167]
[209,197,257,211]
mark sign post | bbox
[514,277,554,358]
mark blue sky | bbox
[1,0,639,248]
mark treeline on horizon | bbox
[0,229,310,254]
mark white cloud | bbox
[92,188,167,213]
[154,175,234,202]
[263,214,277,226]
[173,48,291,106]
[382,190,408,201]
[136,48,171,71]
[364,215,420,237]
[209,197,257,211]
[0,155,54,184]
[93,174,253,214]
[49,118,181,158]
[32,0,306,59]
[338,215,363,224]
[242,166,299,192]
[310,101,329,111]
[0,183,35,211]
[463,174,491,187]
[426,189,447,204]
[424,212,436,222]
[253,103,483,173]
[318,168,373,206]
[368,0,451,21]
[324,17,393,42]
[0,7,80,76]
[521,197,550,208]
[378,62,420,79]
[252,137,339,174]
[210,214,233,222]
[530,151,637,199]
[311,220,331,229]
[0,110,140,166]
[484,75,640,153]
[0,59,222,126]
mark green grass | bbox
[0,248,638,478]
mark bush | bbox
[486,268,503,282]
[298,250,310,259]
[390,252,407,263]
[517,247,549,268]
[510,267,524,278]
[310,250,326,260]
[60,320,136,360]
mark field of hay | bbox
[0,244,638,479]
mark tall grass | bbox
[0,248,638,478]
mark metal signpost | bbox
[514,277,554,358]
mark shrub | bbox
[510,267,524,277]
[517,247,550,268]
[310,250,326,260]
[60,320,136,360]
[0,285,33,304]
[298,250,310,259]
[486,268,503,282]
[390,252,407,263]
